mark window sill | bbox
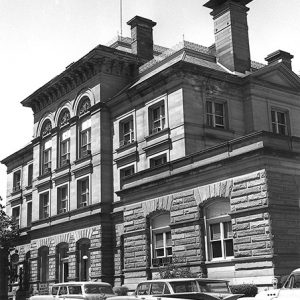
[10,189,22,196]
[145,128,170,142]
[37,172,51,181]
[205,258,234,265]
[75,154,92,165]
[116,141,137,153]
[54,163,71,173]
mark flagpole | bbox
[120,0,123,37]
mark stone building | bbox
[2,0,300,296]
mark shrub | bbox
[113,286,129,296]
[230,284,258,297]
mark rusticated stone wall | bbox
[120,169,274,287]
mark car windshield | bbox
[197,281,230,293]
[169,281,198,293]
[84,285,114,294]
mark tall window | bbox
[39,192,49,219]
[12,206,20,227]
[41,120,52,175]
[27,202,32,227]
[38,246,49,283]
[77,177,89,208]
[57,185,68,214]
[76,239,90,281]
[28,164,33,186]
[271,109,288,135]
[13,170,21,192]
[205,199,233,261]
[56,243,69,283]
[151,213,172,267]
[60,130,70,167]
[119,117,134,147]
[206,100,226,128]
[58,109,71,167]
[42,140,52,175]
[149,101,165,134]
[78,98,91,158]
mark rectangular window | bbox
[80,119,91,158]
[120,165,135,187]
[209,221,233,260]
[57,185,68,214]
[13,170,21,192]
[149,101,165,134]
[42,140,52,175]
[154,231,172,258]
[28,164,33,186]
[271,109,288,135]
[12,206,20,227]
[150,154,167,168]
[77,177,89,208]
[60,130,70,167]
[206,101,225,128]
[120,118,134,147]
[27,202,32,227]
[39,192,49,219]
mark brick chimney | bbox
[127,16,156,61]
[265,50,294,70]
[204,0,252,73]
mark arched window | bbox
[76,239,90,281]
[204,199,233,261]
[150,213,172,267]
[77,97,91,159]
[58,109,71,167]
[38,246,49,283]
[40,120,52,175]
[56,243,69,283]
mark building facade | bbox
[2,0,300,297]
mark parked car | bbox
[109,278,243,300]
[253,268,300,300]
[29,282,115,300]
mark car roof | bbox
[53,282,111,286]
[139,278,228,283]
[291,268,300,274]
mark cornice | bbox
[21,46,139,114]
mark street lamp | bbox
[82,255,88,281]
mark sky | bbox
[0,0,300,204]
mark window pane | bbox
[211,241,222,258]
[278,124,287,135]
[271,110,276,122]
[215,103,224,116]
[224,221,232,238]
[210,224,221,240]
[155,233,164,248]
[151,282,165,295]
[206,101,213,114]
[166,232,172,247]
[277,112,286,124]
[225,239,234,257]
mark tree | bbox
[0,201,20,300]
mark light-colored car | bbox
[109,278,243,300]
[253,268,300,300]
[29,282,115,300]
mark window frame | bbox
[149,100,166,135]
[13,170,21,192]
[57,185,69,214]
[42,139,52,175]
[119,116,134,147]
[27,164,33,186]
[39,192,50,220]
[79,118,91,159]
[149,154,167,168]
[206,100,227,129]
[271,108,289,135]
[77,177,89,208]
[150,213,172,267]
[12,206,21,227]
[27,201,32,227]
[59,129,70,167]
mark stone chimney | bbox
[204,0,252,73]
[127,16,156,61]
[265,50,294,70]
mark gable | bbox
[251,63,300,90]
